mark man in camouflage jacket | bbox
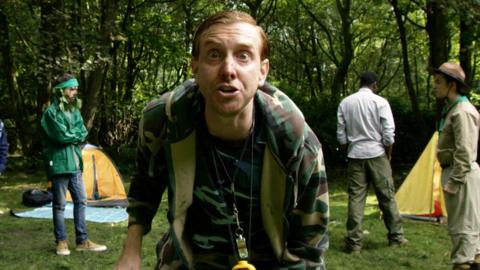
[115,11,329,270]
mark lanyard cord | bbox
[214,129,251,208]
[248,129,254,259]
[210,119,255,261]
[209,149,240,258]
[438,96,468,133]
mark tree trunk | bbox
[244,0,277,24]
[0,8,32,153]
[31,0,67,154]
[331,0,353,101]
[37,0,66,116]
[459,17,474,86]
[390,0,427,138]
[425,0,449,123]
[426,0,449,69]
[119,0,135,102]
[311,28,324,95]
[81,0,118,131]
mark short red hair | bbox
[191,10,270,60]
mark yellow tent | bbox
[66,144,127,207]
[395,132,447,219]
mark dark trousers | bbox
[345,155,404,248]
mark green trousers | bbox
[345,155,404,248]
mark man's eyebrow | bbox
[202,37,256,48]
[201,34,223,44]
[202,39,221,47]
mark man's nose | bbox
[220,56,237,80]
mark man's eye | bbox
[207,50,220,59]
[237,52,250,61]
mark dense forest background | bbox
[0,0,479,167]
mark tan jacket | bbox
[437,100,480,190]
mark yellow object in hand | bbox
[232,260,256,270]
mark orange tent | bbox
[66,144,127,207]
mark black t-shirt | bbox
[184,106,278,267]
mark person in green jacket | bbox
[41,73,107,256]
[115,11,329,270]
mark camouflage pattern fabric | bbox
[127,79,329,269]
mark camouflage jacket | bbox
[127,79,329,269]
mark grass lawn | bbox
[0,162,453,270]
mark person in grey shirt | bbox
[337,71,407,253]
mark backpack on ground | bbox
[22,189,53,207]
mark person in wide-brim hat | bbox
[433,61,480,270]
[433,62,470,96]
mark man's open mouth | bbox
[219,86,238,93]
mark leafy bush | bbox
[471,92,480,108]
[388,97,436,164]
[283,87,436,167]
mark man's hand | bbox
[113,224,145,270]
[340,144,348,154]
[384,145,393,161]
[443,181,460,195]
[113,254,141,270]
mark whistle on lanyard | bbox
[232,260,256,270]
[232,234,256,270]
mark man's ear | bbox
[447,81,457,93]
[258,59,269,87]
[191,58,198,75]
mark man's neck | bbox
[204,104,254,141]
[360,85,375,92]
[446,93,461,105]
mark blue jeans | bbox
[51,172,88,244]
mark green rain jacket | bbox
[127,79,329,269]
[41,98,88,179]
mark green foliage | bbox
[471,91,480,108]
[1,0,479,162]
[388,96,437,164]
[273,81,339,166]
[282,83,437,165]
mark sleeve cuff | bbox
[444,180,461,194]
[126,207,154,234]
